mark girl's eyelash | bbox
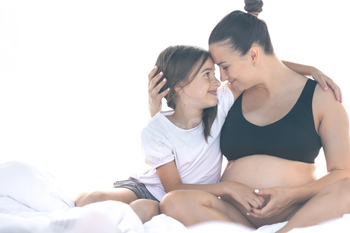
[223,67,228,70]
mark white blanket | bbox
[0,161,349,233]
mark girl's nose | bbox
[213,77,220,87]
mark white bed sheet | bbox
[0,161,349,233]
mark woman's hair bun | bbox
[244,0,263,15]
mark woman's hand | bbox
[148,66,169,117]
[248,187,295,218]
[310,67,342,103]
[223,182,266,213]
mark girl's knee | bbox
[130,199,160,223]
[75,190,109,207]
[160,190,209,217]
[160,191,189,217]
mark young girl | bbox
[75,45,339,224]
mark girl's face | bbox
[209,43,256,92]
[178,57,220,110]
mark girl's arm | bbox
[156,161,265,212]
[282,60,342,102]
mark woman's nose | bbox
[220,70,228,82]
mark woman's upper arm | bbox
[316,86,350,174]
[156,161,183,193]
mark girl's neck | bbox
[166,104,203,130]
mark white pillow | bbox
[0,161,74,212]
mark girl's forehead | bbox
[202,57,215,69]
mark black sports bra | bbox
[220,79,322,164]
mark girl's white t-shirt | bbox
[131,86,234,201]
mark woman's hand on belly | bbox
[221,181,266,212]
[248,187,296,218]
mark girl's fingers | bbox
[255,196,265,208]
[249,199,261,209]
[325,78,343,103]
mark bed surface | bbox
[0,161,348,233]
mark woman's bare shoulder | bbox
[313,83,349,128]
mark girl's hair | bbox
[154,45,217,142]
[209,0,274,56]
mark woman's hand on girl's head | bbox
[310,67,343,103]
[148,66,170,117]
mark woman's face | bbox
[209,43,255,92]
[179,57,220,110]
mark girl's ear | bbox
[174,84,183,93]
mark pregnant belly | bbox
[220,155,317,227]
[221,155,317,188]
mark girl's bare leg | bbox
[130,199,160,223]
[159,190,254,228]
[75,188,138,207]
[277,177,350,233]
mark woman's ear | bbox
[250,46,260,66]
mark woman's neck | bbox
[251,54,297,98]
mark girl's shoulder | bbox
[142,110,175,135]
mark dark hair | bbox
[154,45,217,142]
[209,0,273,56]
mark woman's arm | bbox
[250,86,350,218]
[156,161,265,211]
[282,60,342,102]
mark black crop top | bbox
[220,79,322,164]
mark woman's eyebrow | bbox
[217,62,226,66]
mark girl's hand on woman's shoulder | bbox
[310,67,342,103]
[148,66,170,117]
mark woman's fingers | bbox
[148,66,158,85]
[153,76,167,94]
[159,87,170,99]
[149,71,164,94]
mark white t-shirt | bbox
[131,86,234,201]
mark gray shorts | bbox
[113,177,159,202]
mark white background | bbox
[1,0,349,197]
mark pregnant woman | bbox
[159,1,350,232]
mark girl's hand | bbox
[148,66,170,117]
[248,187,295,218]
[223,182,266,213]
[311,67,342,103]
